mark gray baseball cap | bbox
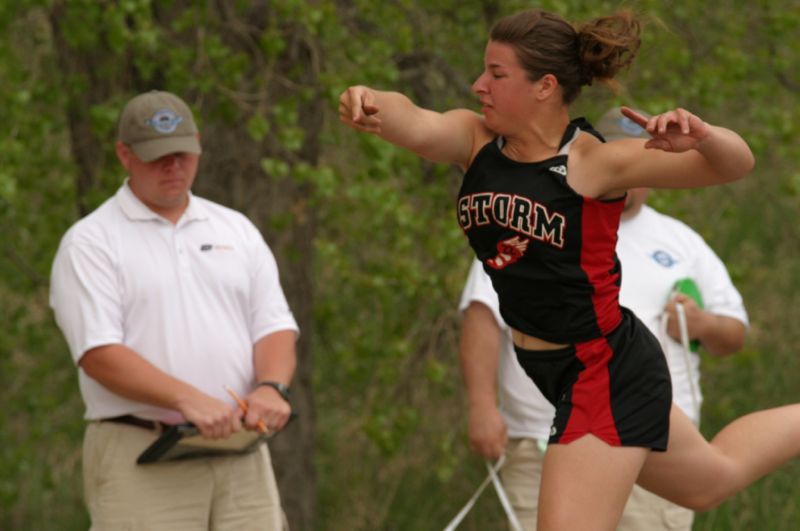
[595,106,651,141]
[117,90,202,162]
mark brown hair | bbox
[490,9,641,104]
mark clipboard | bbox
[137,413,296,464]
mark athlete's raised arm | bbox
[586,107,755,197]
[338,85,486,170]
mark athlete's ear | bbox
[534,73,559,101]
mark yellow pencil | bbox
[225,385,268,433]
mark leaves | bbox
[2,1,800,530]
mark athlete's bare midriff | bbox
[511,328,569,350]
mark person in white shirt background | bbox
[50,90,298,530]
[458,107,748,531]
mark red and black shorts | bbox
[514,307,671,451]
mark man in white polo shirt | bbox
[458,107,749,531]
[50,90,298,530]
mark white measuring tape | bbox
[660,298,700,415]
[443,454,524,531]
[674,300,700,414]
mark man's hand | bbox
[176,390,242,439]
[244,385,292,432]
[664,294,747,356]
[468,403,508,460]
[664,293,709,344]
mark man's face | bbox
[116,141,199,217]
[622,187,650,219]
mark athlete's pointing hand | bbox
[622,106,710,153]
[339,85,382,133]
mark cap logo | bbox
[145,108,184,134]
[618,116,646,137]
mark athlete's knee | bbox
[678,491,724,513]
[674,467,738,512]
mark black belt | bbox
[102,415,166,432]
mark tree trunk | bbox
[185,9,322,531]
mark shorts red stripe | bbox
[561,338,621,446]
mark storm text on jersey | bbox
[458,192,566,249]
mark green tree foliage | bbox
[1,5,87,529]
[1,1,799,530]
[3,1,328,528]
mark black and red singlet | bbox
[457,119,624,344]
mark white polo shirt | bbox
[50,181,299,421]
[458,205,748,437]
[616,205,748,425]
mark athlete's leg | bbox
[537,434,648,531]
[617,483,693,531]
[639,403,800,511]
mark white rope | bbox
[443,454,523,531]
[487,458,524,531]
[674,300,700,415]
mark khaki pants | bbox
[500,437,694,531]
[83,421,285,531]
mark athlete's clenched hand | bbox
[339,85,382,133]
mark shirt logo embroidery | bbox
[200,244,234,252]
[651,250,677,268]
[548,165,567,176]
[486,236,529,270]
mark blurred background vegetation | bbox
[1,0,799,530]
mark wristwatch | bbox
[257,380,291,403]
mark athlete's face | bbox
[472,41,539,132]
[116,141,199,221]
